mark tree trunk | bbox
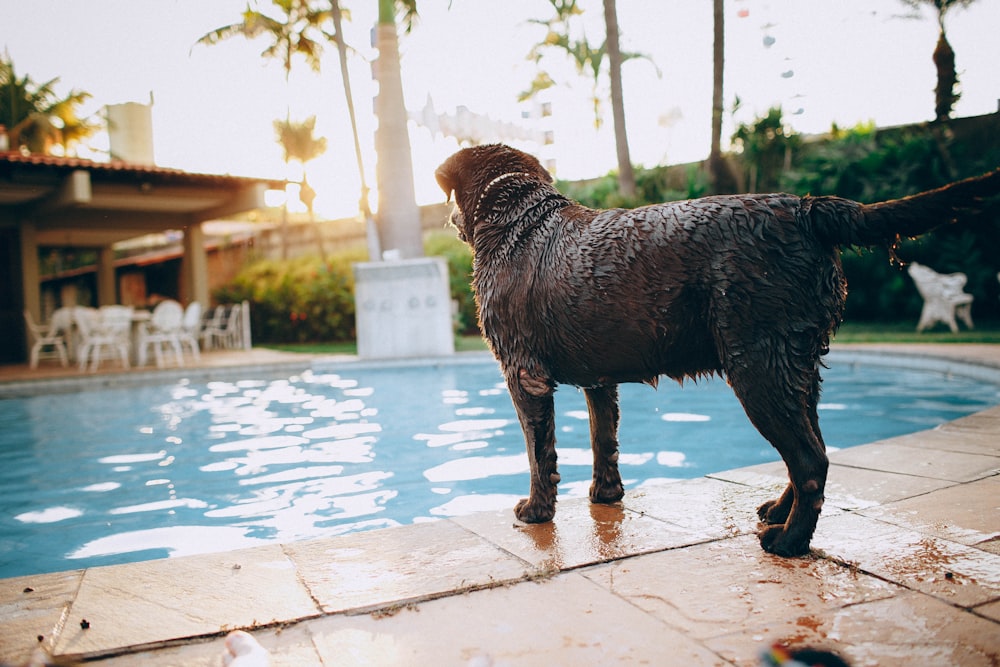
[602,0,636,199]
[373,1,423,259]
[708,0,733,194]
[299,174,326,263]
[331,0,379,260]
[933,29,958,122]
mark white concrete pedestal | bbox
[353,257,455,359]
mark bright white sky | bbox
[4,0,999,219]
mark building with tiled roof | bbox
[0,146,282,365]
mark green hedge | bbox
[214,234,478,344]
[565,117,1000,324]
[782,121,1000,322]
[213,248,364,343]
[424,230,478,335]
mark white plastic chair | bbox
[908,262,974,333]
[48,307,79,362]
[76,305,133,371]
[199,305,225,351]
[202,302,245,350]
[178,301,203,362]
[23,310,69,369]
[137,300,185,367]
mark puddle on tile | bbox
[815,513,1000,608]
[583,534,899,642]
[285,520,535,614]
[706,591,1000,667]
[623,476,777,537]
[453,496,700,571]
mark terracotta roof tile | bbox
[0,151,283,187]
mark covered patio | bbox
[0,151,280,365]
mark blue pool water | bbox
[1,355,997,578]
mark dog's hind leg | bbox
[755,367,828,525]
[727,351,828,557]
[585,385,624,504]
[755,364,828,528]
[508,370,560,523]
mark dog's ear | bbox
[435,168,455,204]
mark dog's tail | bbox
[803,168,1000,249]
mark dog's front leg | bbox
[585,385,624,504]
[509,368,559,523]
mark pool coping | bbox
[1,343,999,665]
[3,343,1000,398]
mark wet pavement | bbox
[0,344,998,665]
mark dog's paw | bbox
[756,498,789,525]
[514,497,556,523]
[589,481,624,504]
[757,524,811,557]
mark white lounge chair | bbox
[23,310,69,369]
[907,262,974,333]
[137,300,185,367]
[76,305,134,371]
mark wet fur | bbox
[436,144,999,556]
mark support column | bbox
[182,221,209,307]
[96,246,116,305]
[19,219,40,320]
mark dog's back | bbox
[476,188,845,388]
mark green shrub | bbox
[213,233,481,344]
[784,120,1000,322]
[840,246,921,322]
[424,230,478,335]
[557,165,692,210]
[214,248,365,343]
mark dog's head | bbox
[435,144,553,248]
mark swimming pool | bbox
[1,353,997,579]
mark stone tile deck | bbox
[1,344,998,665]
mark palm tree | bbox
[199,1,424,261]
[274,115,328,259]
[329,0,379,260]
[196,1,330,82]
[708,0,735,194]
[0,54,97,155]
[731,106,799,193]
[197,1,332,259]
[523,0,656,198]
[601,0,635,198]
[898,0,977,122]
[372,0,424,259]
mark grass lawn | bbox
[260,320,1000,356]
[833,319,1000,344]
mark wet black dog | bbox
[436,144,999,556]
